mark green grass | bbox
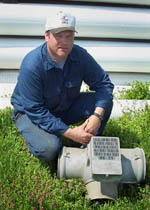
[0,107,150,210]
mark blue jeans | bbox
[12,93,113,161]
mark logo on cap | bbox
[61,15,69,24]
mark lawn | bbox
[0,107,150,210]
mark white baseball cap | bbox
[45,11,77,34]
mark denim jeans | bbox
[12,92,113,161]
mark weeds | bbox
[117,80,150,100]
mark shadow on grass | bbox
[40,158,58,176]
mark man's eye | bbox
[55,35,61,38]
[67,36,73,40]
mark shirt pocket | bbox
[65,81,81,99]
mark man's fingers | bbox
[81,119,89,129]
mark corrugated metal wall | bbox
[0,0,150,108]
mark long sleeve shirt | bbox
[11,42,114,135]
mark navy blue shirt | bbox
[11,42,114,135]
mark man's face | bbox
[45,30,74,62]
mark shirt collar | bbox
[42,42,79,71]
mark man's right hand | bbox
[63,119,93,144]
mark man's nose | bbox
[60,37,68,44]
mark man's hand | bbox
[84,107,105,135]
[63,107,105,144]
[63,120,93,144]
[84,115,101,135]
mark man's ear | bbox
[45,32,49,42]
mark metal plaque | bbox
[90,136,122,175]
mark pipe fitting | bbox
[57,136,146,200]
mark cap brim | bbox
[49,27,77,34]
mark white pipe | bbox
[0,3,150,39]
[1,39,150,73]
[57,146,146,184]
[111,100,150,118]
[57,143,146,200]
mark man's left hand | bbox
[84,115,101,135]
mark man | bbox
[11,11,114,161]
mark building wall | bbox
[0,0,150,108]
